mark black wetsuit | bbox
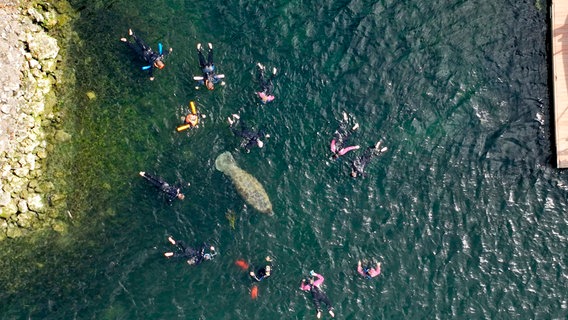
[171,242,211,265]
[309,286,334,314]
[123,31,170,78]
[333,120,354,151]
[351,145,386,177]
[258,67,275,96]
[251,266,271,281]
[140,172,181,202]
[230,121,265,152]
[197,46,222,86]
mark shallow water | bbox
[1,0,566,319]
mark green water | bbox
[1,0,566,319]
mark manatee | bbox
[215,151,273,214]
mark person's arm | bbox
[249,271,262,281]
[299,280,311,291]
[370,262,381,277]
[337,145,360,156]
[330,139,337,153]
[357,260,366,277]
[312,273,324,287]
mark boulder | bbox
[0,191,11,207]
[27,193,45,213]
[27,32,59,61]
[17,200,28,213]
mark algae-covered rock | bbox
[54,130,71,142]
[27,194,45,213]
[0,191,11,207]
[17,200,29,213]
[27,32,59,61]
[17,211,37,228]
[6,223,24,238]
[0,202,18,219]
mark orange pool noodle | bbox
[251,285,258,299]
[176,124,191,132]
[235,259,249,270]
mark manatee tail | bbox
[215,151,237,173]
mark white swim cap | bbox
[257,140,264,148]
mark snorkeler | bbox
[164,236,217,265]
[120,29,172,81]
[249,256,273,281]
[227,114,269,153]
[357,260,381,279]
[256,63,277,104]
[193,43,225,90]
[300,271,335,319]
[330,112,360,159]
[139,171,185,202]
[350,140,388,178]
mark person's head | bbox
[265,265,271,276]
[351,170,357,178]
[205,79,214,90]
[257,139,264,148]
[186,113,198,125]
[154,59,165,70]
[177,193,185,200]
[204,253,212,260]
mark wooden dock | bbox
[552,0,568,168]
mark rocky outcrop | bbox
[0,0,75,241]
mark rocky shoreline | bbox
[0,0,75,240]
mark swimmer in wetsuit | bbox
[300,271,335,319]
[164,236,217,265]
[249,256,273,281]
[357,260,381,279]
[194,43,225,90]
[120,29,172,81]
[139,171,185,202]
[256,63,277,104]
[227,114,269,153]
[350,140,388,178]
[330,112,360,159]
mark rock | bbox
[54,130,71,142]
[27,193,45,213]
[27,32,59,61]
[36,148,47,159]
[0,201,18,218]
[6,223,24,238]
[17,200,28,213]
[17,211,36,228]
[35,181,54,194]
[14,167,30,178]
[0,191,11,207]
[52,220,67,234]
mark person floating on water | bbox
[330,112,360,159]
[249,256,273,282]
[194,43,225,90]
[300,270,335,319]
[350,140,388,178]
[139,171,185,202]
[177,101,206,132]
[227,114,269,153]
[357,260,381,279]
[256,63,277,104]
[164,236,217,265]
[120,29,172,81]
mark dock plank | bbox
[552,0,568,167]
